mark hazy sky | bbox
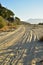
[0,0,43,21]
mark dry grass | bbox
[0,26,9,31]
[0,26,16,32]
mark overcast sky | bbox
[0,0,43,23]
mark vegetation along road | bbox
[0,25,43,65]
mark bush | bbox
[39,36,43,41]
[0,24,4,28]
[0,16,7,28]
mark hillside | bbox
[0,4,31,31]
[27,19,43,24]
[0,4,14,20]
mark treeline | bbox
[0,4,22,28]
[0,4,14,20]
[38,23,43,25]
[0,4,31,29]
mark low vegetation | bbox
[0,4,21,31]
[0,4,14,20]
[38,23,43,25]
[0,4,31,31]
[39,36,43,42]
[0,16,7,28]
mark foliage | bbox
[0,3,30,29]
[14,17,21,25]
[0,4,14,20]
[38,23,43,25]
[7,17,14,22]
[0,16,7,28]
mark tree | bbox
[7,17,14,22]
[0,4,14,20]
[14,17,21,25]
[38,23,43,25]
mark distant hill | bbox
[21,21,31,25]
[27,19,43,24]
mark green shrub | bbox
[0,16,7,28]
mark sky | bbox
[0,0,43,23]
